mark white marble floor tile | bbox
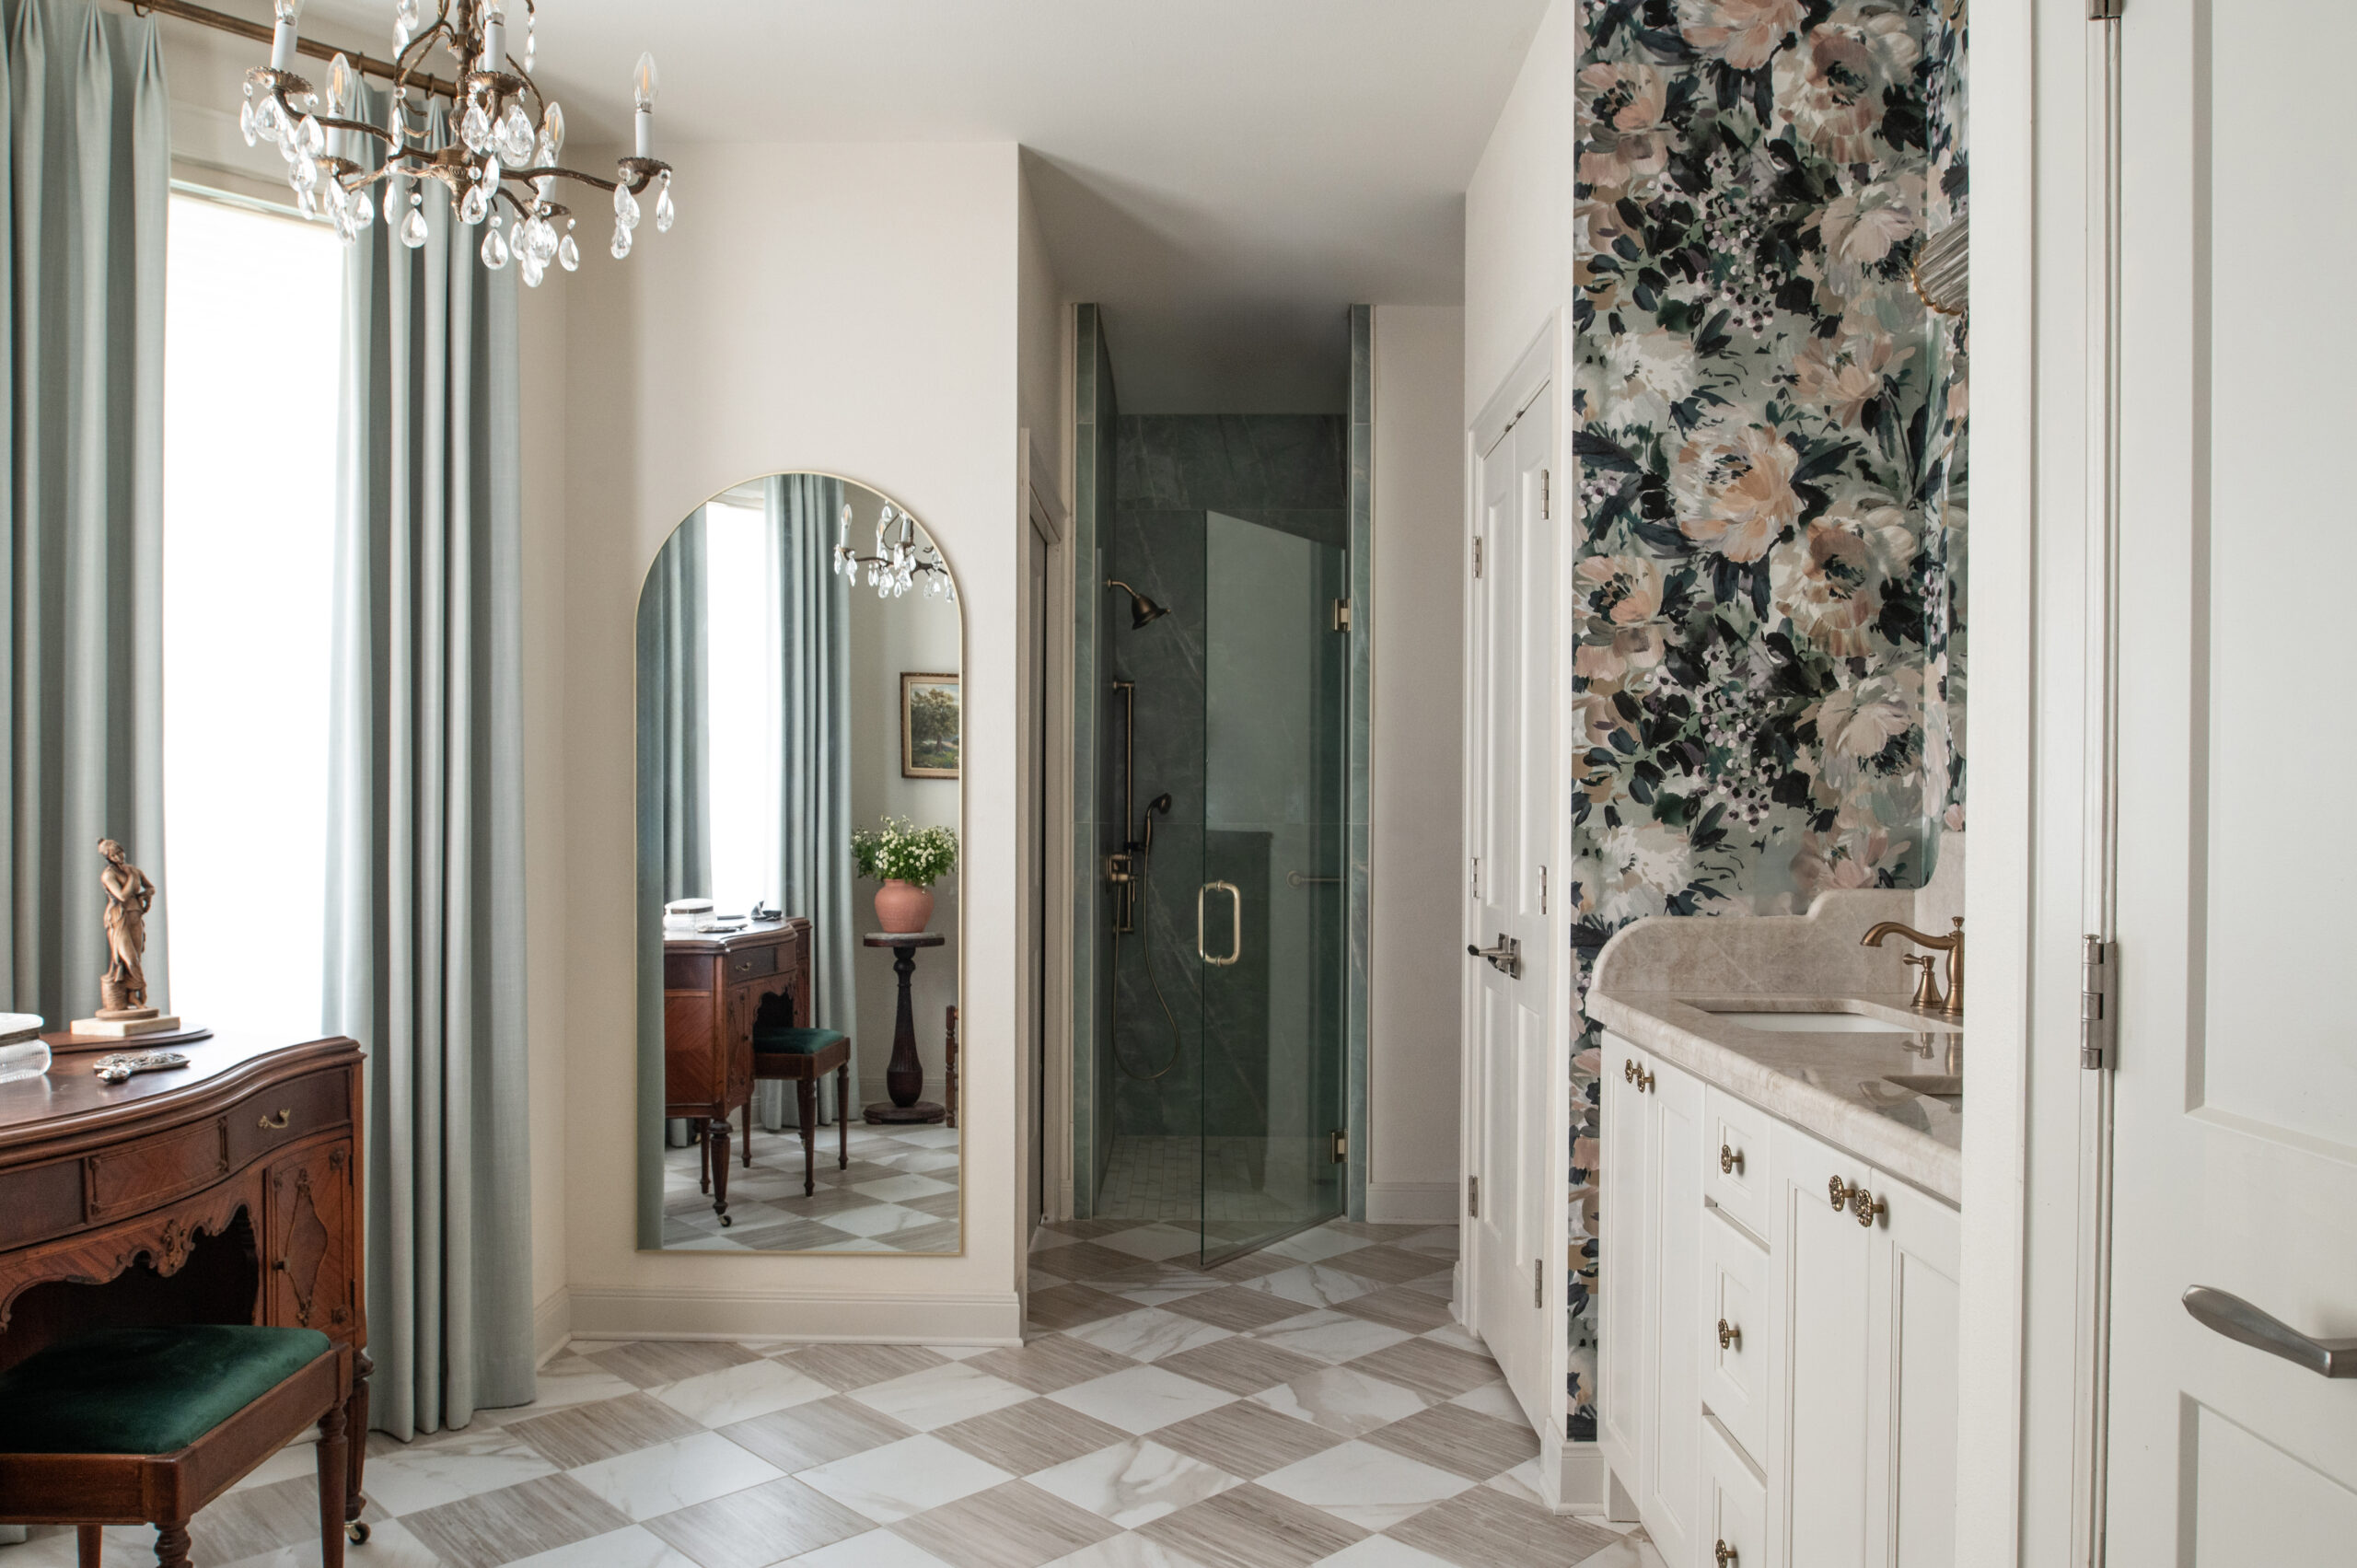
[1257,1440,1474,1529]
[1025,1436,1245,1529]
[1047,1365,1237,1435]
[1248,1309,1413,1365]
[892,1128,964,1149]
[1419,1321,1484,1356]
[1250,1366,1428,1437]
[824,1203,941,1238]
[1092,1225,1204,1262]
[1040,1528,1221,1566]
[212,1517,447,1568]
[845,1361,1035,1431]
[226,1434,323,1493]
[1241,1263,1378,1309]
[359,1428,562,1516]
[930,1343,993,1361]
[514,1356,641,1413]
[1483,1458,1550,1508]
[1309,1536,1462,1567]
[853,1173,958,1202]
[794,1432,1015,1524]
[1260,1228,1376,1265]
[1062,1307,1234,1363]
[654,1356,835,1427]
[1446,1379,1527,1423]
[787,1528,959,1566]
[501,1524,704,1568]
[1031,1226,1086,1251]
[564,1428,784,1521]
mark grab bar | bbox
[1197,881,1241,967]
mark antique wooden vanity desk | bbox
[0,1031,369,1533]
[663,916,812,1225]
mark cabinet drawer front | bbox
[1701,1206,1771,1468]
[226,1067,354,1169]
[728,945,778,982]
[1704,1086,1771,1241]
[1702,1415,1770,1568]
[87,1118,229,1221]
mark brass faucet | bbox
[1861,916,1964,1017]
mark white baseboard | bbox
[1558,1440,1608,1515]
[566,1286,1024,1346]
[1365,1180,1459,1225]
[533,1286,574,1365]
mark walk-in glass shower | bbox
[1096,506,1349,1260]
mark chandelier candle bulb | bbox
[633,52,658,157]
[481,1,503,72]
[270,0,302,71]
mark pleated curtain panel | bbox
[0,0,168,1028]
[324,81,536,1438]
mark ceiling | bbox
[297,1,1550,412]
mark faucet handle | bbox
[1902,954,1946,1012]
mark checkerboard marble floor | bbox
[0,1218,1661,1568]
[661,1123,962,1254]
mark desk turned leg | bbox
[345,1351,371,1539]
[865,947,946,1124]
[741,1098,753,1170]
[838,1063,850,1168]
[797,1078,818,1196]
[317,1396,349,1568]
[75,1526,99,1568]
[708,1116,733,1225]
[154,1523,192,1568]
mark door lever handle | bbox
[2184,1286,2357,1377]
[1467,935,1521,978]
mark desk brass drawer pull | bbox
[259,1109,292,1130]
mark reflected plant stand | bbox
[863,932,947,1124]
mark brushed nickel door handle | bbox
[1197,881,1241,967]
[2184,1286,2357,1377]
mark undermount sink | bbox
[1701,1009,1918,1034]
[1884,1073,1964,1098]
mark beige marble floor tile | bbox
[399,1474,634,1568]
[1359,1402,1539,1482]
[640,1474,873,1567]
[1134,1483,1365,1568]
[1026,1285,1148,1332]
[889,1481,1124,1568]
[1158,1286,1314,1333]
[1146,1399,1345,1481]
[934,1396,1134,1476]
[962,1334,1141,1395]
[785,1342,950,1392]
[505,1392,710,1469]
[586,1342,766,1390]
[1151,1338,1326,1398]
[1329,1288,1455,1336]
[1338,1341,1501,1403]
[1380,1484,1620,1568]
[1318,1248,1442,1288]
[714,1394,918,1473]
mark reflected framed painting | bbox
[901,672,960,778]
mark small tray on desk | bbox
[42,1026,215,1056]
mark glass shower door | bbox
[1196,511,1347,1260]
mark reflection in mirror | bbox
[638,475,962,1254]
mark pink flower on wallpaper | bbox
[1673,422,1802,563]
[1677,0,1804,70]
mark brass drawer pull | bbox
[259,1109,292,1130]
[1829,1174,1887,1224]
[1717,1318,1741,1351]
[1622,1059,1655,1091]
[1829,1174,1852,1211]
[1720,1144,1742,1175]
[1624,1059,1636,1082]
[1715,1542,1738,1567]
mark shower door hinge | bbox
[2081,935,2116,1070]
[1468,1176,1479,1217]
[1473,537,1483,578]
[1332,598,1353,633]
[1330,1129,1348,1165]
[1541,470,1550,519]
[1535,1259,1546,1307]
[2089,0,2122,18]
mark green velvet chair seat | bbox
[752,1026,847,1056]
[0,1325,331,1456]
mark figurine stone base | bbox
[67,1011,182,1039]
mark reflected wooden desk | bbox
[664,918,810,1225]
[0,1032,370,1538]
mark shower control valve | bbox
[1105,852,1135,885]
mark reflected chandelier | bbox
[239,0,671,285]
[833,503,956,602]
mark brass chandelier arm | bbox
[132,0,458,100]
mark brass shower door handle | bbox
[1197,881,1241,967]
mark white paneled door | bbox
[1466,377,1560,1435]
[2102,0,2357,1552]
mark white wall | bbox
[1463,0,1575,423]
[1367,305,1468,1224]
[558,139,1027,1343]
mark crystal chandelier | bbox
[833,503,956,602]
[239,0,671,286]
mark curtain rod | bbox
[130,0,459,100]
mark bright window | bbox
[160,191,340,1040]
[702,496,782,917]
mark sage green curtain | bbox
[325,83,533,1439]
[641,513,708,1150]
[756,474,852,1131]
[0,0,167,1028]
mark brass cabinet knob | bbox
[1715,1541,1738,1567]
[1636,1065,1655,1093]
[1717,1318,1741,1351]
[259,1108,292,1130]
[1852,1187,1887,1227]
[1829,1173,1851,1210]
[1720,1144,1742,1175]
[1624,1059,1636,1083]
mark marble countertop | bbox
[1589,989,1965,1204]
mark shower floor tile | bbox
[1097,1135,1332,1230]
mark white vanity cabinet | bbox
[1600,1030,1961,1568]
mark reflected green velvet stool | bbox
[0,1325,354,1568]
[749,1026,853,1198]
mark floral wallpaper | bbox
[1565,0,1968,1438]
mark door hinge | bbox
[1330,1129,1348,1165]
[2089,0,2122,17]
[1470,856,1480,897]
[1534,1259,1546,1307]
[1468,1175,1479,1217]
[1538,865,1548,915]
[1472,537,1483,578]
[2081,935,2115,1070]
[1541,470,1550,520]
[1332,598,1352,633]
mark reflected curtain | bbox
[756,473,853,1129]
[325,83,534,1440]
[0,0,168,1027]
[643,513,708,1148]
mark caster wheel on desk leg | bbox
[719,1214,732,1227]
[347,1520,372,1545]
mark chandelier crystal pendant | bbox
[239,0,670,286]
[832,503,956,602]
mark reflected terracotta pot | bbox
[875,879,935,935]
